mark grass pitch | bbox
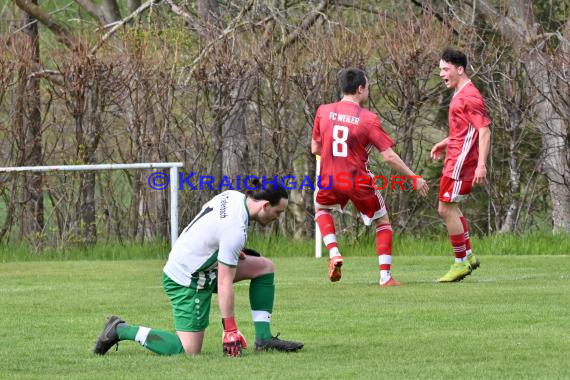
[1,255,569,379]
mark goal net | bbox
[0,163,182,250]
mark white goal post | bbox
[0,162,184,247]
[315,156,322,258]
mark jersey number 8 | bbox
[332,125,349,157]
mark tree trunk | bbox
[142,90,168,240]
[80,172,97,243]
[197,0,221,31]
[0,181,18,243]
[75,113,97,244]
[222,77,254,180]
[500,110,522,233]
[475,0,570,233]
[290,160,306,239]
[21,2,44,237]
[73,63,102,244]
[129,176,142,240]
[101,0,122,24]
[13,0,77,50]
[533,73,570,232]
[395,108,416,231]
[198,0,224,183]
[524,46,570,233]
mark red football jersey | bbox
[443,81,491,181]
[312,100,394,187]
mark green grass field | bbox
[1,255,569,379]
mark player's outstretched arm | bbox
[380,148,429,197]
[430,137,449,160]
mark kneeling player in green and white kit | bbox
[93,181,303,357]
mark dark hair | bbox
[338,68,367,95]
[441,48,467,70]
[245,178,288,206]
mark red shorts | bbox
[315,179,387,226]
[439,176,473,203]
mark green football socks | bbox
[117,324,185,355]
[249,273,275,341]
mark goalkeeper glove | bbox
[222,317,247,357]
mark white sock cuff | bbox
[323,234,337,246]
[251,310,271,323]
[135,326,151,346]
[329,247,341,257]
[378,254,392,265]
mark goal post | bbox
[315,156,322,258]
[0,162,184,247]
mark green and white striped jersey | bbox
[163,190,249,288]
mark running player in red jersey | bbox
[312,68,429,286]
[431,48,491,282]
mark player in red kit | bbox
[312,68,429,286]
[431,48,491,282]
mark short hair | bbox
[441,48,467,70]
[245,178,288,206]
[338,68,367,95]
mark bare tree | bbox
[481,50,538,233]
[372,9,456,230]
[13,2,44,238]
[416,0,570,232]
[4,0,565,248]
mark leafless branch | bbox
[332,0,379,14]
[183,0,258,85]
[28,69,63,85]
[13,0,77,50]
[90,0,160,55]
[164,0,207,36]
[280,0,330,51]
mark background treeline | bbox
[0,0,568,248]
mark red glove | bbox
[222,317,247,357]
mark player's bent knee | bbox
[177,331,204,355]
[438,203,451,218]
[237,256,274,279]
[439,203,461,220]
[261,257,274,274]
